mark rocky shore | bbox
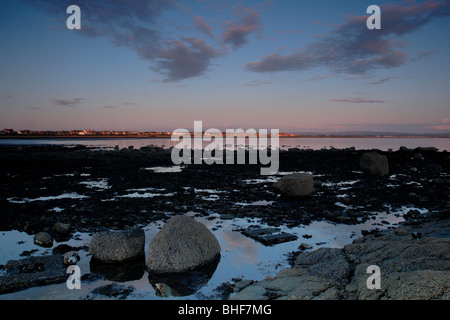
[231,215,450,300]
[0,144,449,299]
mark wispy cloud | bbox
[243,79,273,87]
[429,118,450,131]
[330,98,386,103]
[193,15,215,38]
[53,98,84,107]
[369,76,401,85]
[246,0,450,75]
[297,75,340,83]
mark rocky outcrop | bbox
[230,218,450,300]
[89,228,145,263]
[273,173,314,197]
[359,152,389,176]
[146,215,221,273]
[0,255,67,294]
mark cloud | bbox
[430,125,450,131]
[193,15,215,38]
[23,0,207,81]
[53,98,84,107]
[330,98,386,103]
[246,0,450,75]
[243,80,273,87]
[369,76,401,85]
[24,1,271,81]
[154,37,224,81]
[222,5,263,49]
[297,74,340,83]
[426,118,450,131]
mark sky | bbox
[0,0,449,133]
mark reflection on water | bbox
[148,256,220,297]
[90,256,145,282]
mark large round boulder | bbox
[273,173,314,197]
[146,215,221,273]
[89,228,145,263]
[359,152,389,176]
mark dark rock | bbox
[92,283,134,300]
[241,227,298,246]
[53,221,71,234]
[359,152,389,176]
[34,232,53,247]
[89,228,145,263]
[295,247,350,282]
[412,153,424,160]
[313,180,323,187]
[0,255,67,294]
[274,173,314,197]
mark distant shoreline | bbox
[0,135,449,139]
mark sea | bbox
[0,137,449,151]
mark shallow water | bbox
[0,206,427,300]
[1,137,449,151]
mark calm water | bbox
[0,137,449,151]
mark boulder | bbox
[89,228,145,263]
[146,215,221,273]
[273,173,314,197]
[34,232,53,247]
[53,221,71,234]
[359,152,389,176]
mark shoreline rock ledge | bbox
[89,228,145,263]
[146,215,221,274]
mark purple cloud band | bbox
[246,0,450,75]
[330,98,386,103]
[53,98,84,107]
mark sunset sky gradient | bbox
[1,0,449,133]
